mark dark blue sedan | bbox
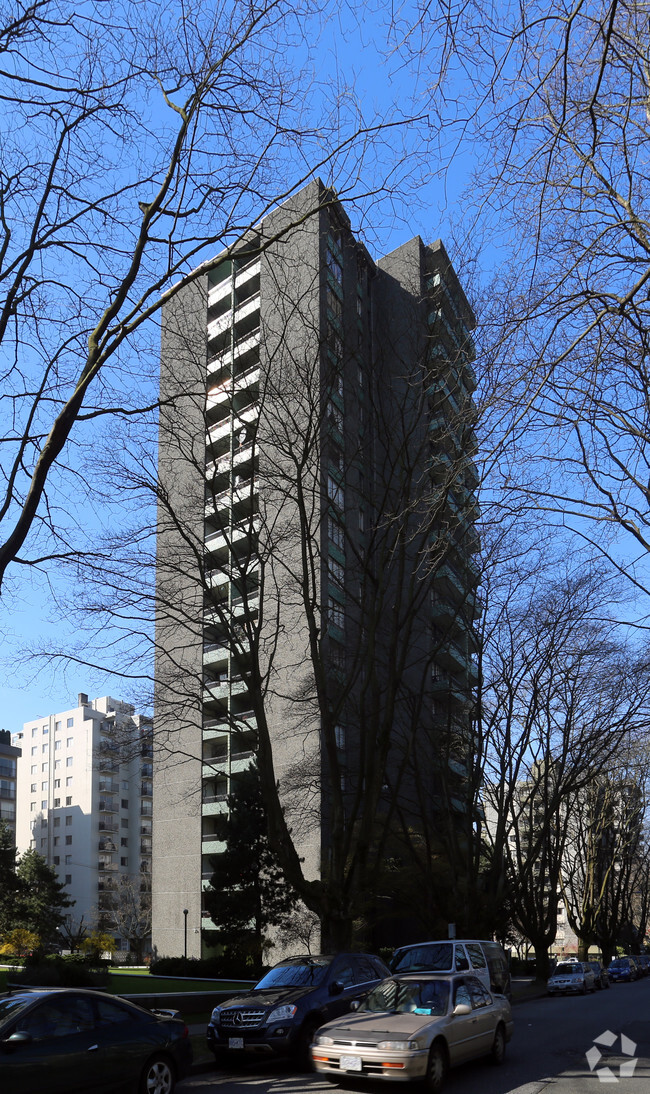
[0,987,192,1094]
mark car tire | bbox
[426,1040,448,1093]
[491,1024,506,1065]
[139,1054,175,1094]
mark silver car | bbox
[547,961,596,995]
[311,973,513,1092]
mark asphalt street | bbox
[177,977,650,1093]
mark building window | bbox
[66,777,73,786]
[53,817,60,828]
[121,799,128,809]
[54,760,61,769]
[54,779,60,789]
[30,783,36,793]
[327,597,345,631]
[42,726,48,735]
[66,718,73,728]
[66,757,72,767]
[65,854,72,865]
[66,796,72,806]
[326,401,343,433]
[328,556,345,588]
[41,800,47,809]
[53,836,59,846]
[327,250,343,285]
[42,743,47,753]
[65,835,72,845]
[55,740,61,751]
[65,874,72,884]
[326,284,343,321]
[121,838,128,847]
[40,838,46,848]
[66,737,73,748]
[53,856,60,865]
[330,641,345,672]
[335,724,346,750]
[55,721,61,730]
[54,798,60,808]
[31,747,37,756]
[30,765,37,775]
[121,818,128,828]
[30,802,36,811]
[41,781,47,791]
[65,816,72,826]
[328,515,345,551]
[121,857,128,867]
[327,475,344,509]
[31,728,37,737]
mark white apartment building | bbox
[13,694,152,950]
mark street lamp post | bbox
[183,909,188,967]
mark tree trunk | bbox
[533,943,552,982]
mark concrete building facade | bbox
[14,695,152,950]
[0,728,21,837]
[153,181,480,957]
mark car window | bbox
[466,978,491,1009]
[359,979,450,1015]
[391,943,453,973]
[333,961,355,987]
[359,979,398,1013]
[17,997,95,1039]
[466,944,487,970]
[455,945,470,971]
[453,982,472,1008]
[95,998,134,1025]
[353,956,380,983]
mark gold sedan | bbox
[311,973,513,1092]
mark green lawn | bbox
[0,964,250,997]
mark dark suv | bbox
[206,953,390,1063]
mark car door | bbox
[465,978,496,1056]
[445,979,479,1065]
[2,994,104,1094]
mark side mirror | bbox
[453,1003,472,1016]
[329,980,344,996]
[3,1030,32,1048]
[349,1000,360,1011]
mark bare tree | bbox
[480,565,650,978]
[0,0,427,595]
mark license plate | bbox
[229,1037,244,1050]
[340,1054,362,1072]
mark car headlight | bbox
[314,1033,334,1046]
[267,1004,298,1023]
[210,1006,221,1023]
[377,1039,421,1051]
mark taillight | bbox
[181,1025,189,1039]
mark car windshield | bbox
[359,979,450,1016]
[609,960,625,967]
[255,959,329,989]
[391,944,453,974]
[554,964,581,975]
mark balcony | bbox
[98,798,118,813]
[98,839,117,853]
[140,782,152,797]
[97,860,118,872]
[98,819,118,833]
[98,780,119,795]
[140,802,153,817]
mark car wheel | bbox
[426,1040,448,1093]
[140,1054,175,1094]
[491,1024,506,1065]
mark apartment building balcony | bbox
[97,879,117,893]
[206,440,255,484]
[98,779,119,795]
[140,802,153,817]
[431,669,472,706]
[140,782,152,797]
[99,798,118,813]
[206,403,259,455]
[204,517,259,560]
[97,860,118,872]
[140,841,152,855]
[98,818,118,833]
[98,839,117,853]
[201,834,226,854]
[140,823,152,837]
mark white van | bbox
[389,939,511,998]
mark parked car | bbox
[632,954,650,976]
[206,952,390,1063]
[547,961,596,995]
[0,986,192,1094]
[390,940,511,998]
[588,960,610,990]
[608,957,640,982]
[311,972,513,1092]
